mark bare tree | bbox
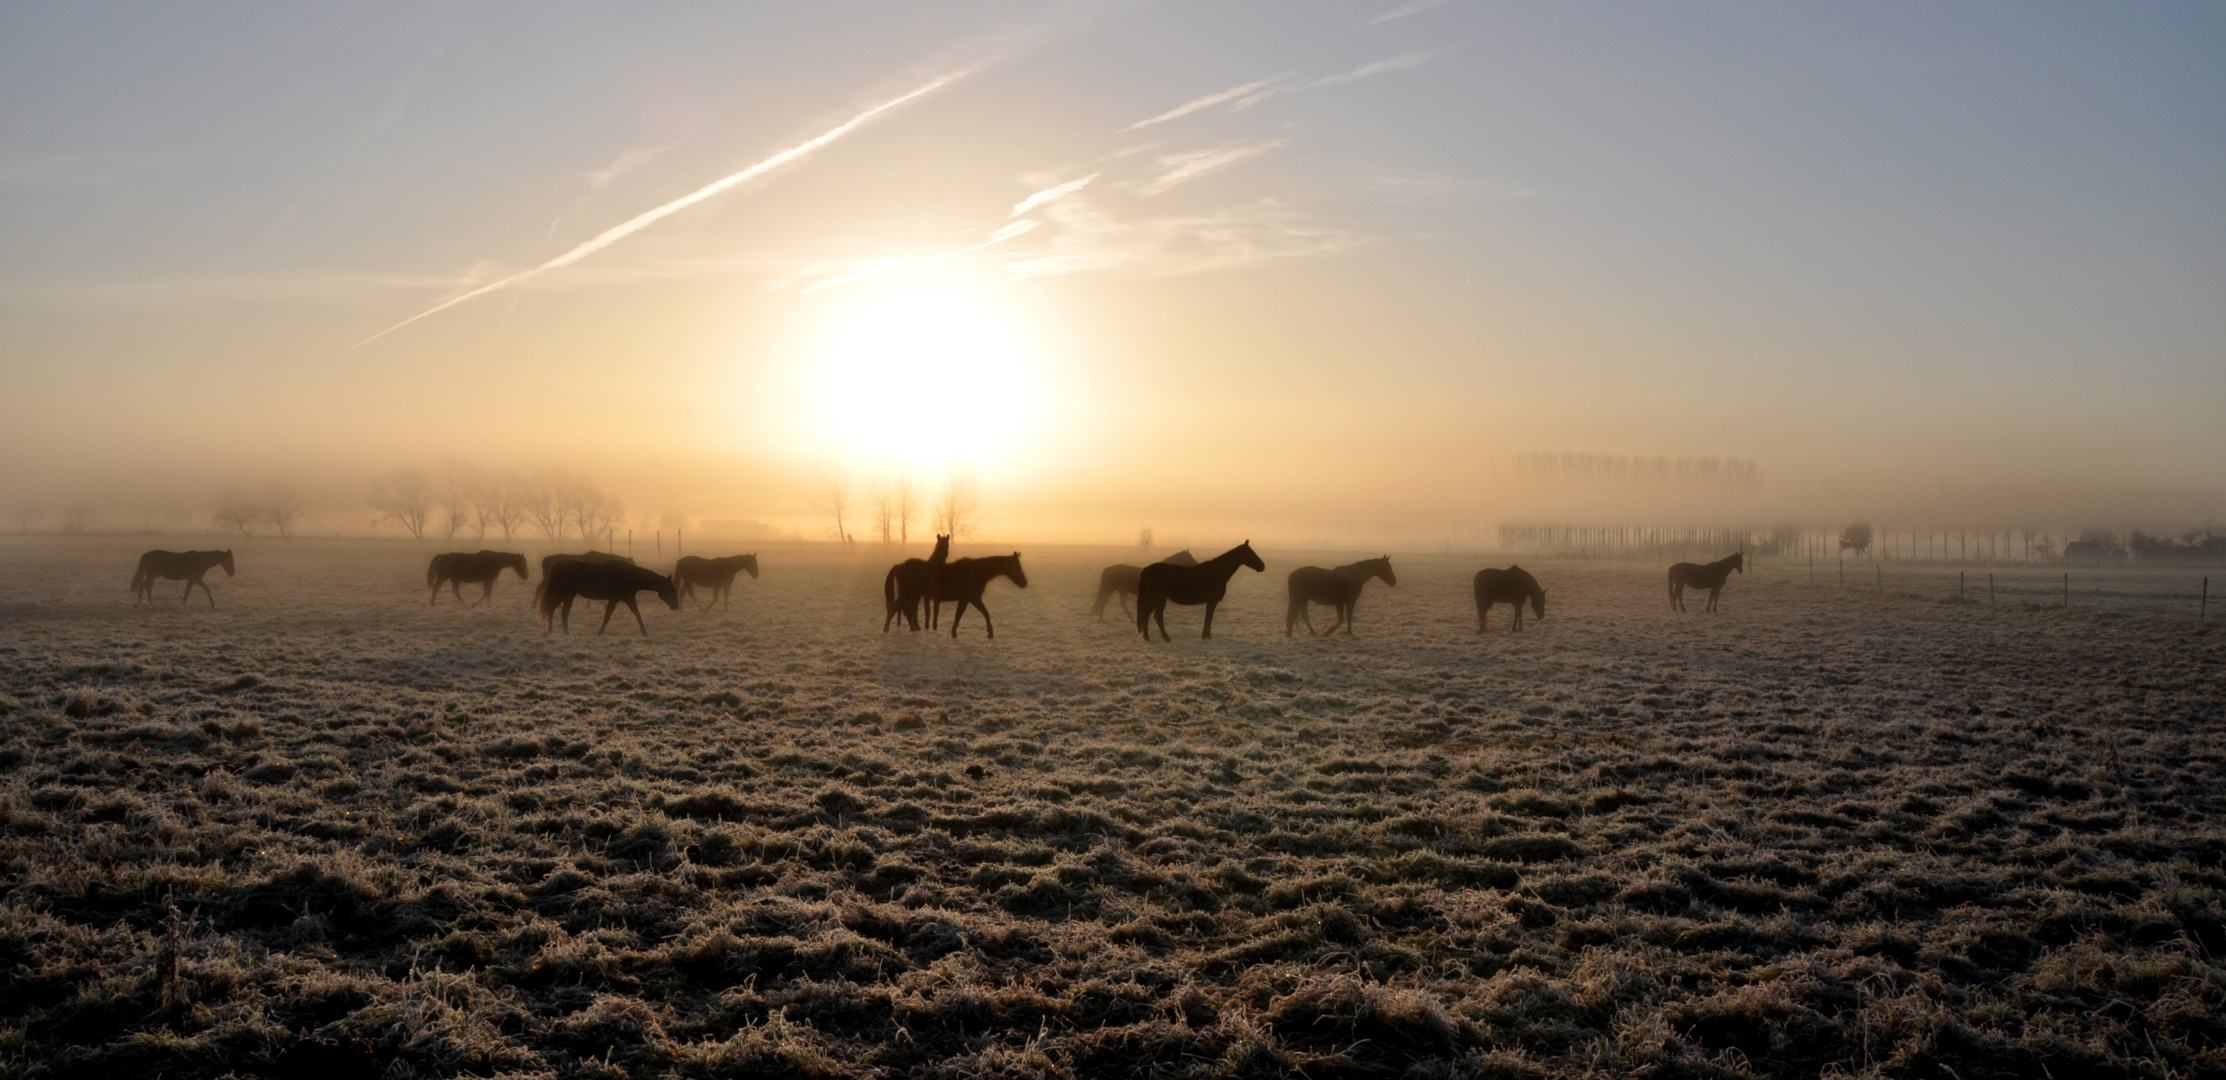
[523,474,564,542]
[368,468,432,541]
[436,464,476,542]
[1838,523,1873,558]
[577,487,625,549]
[263,483,302,539]
[935,469,982,540]
[60,503,94,534]
[478,473,527,541]
[892,471,919,544]
[813,465,853,544]
[213,490,259,538]
[872,478,895,545]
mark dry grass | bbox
[1,535,2221,1078]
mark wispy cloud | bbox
[1124,77,1285,130]
[586,145,670,188]
[1138,139,1287,197]
[1011,174,1095,217]
[797,219,1043,293]
[357,66,981,347]
[1368,0,1447,26]
[1306,52,1433,88]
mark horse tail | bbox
[1135,577,1153,636]
[426,556,441,589]
[883,564,900,616]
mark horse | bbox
[1668,552,1744,613]
[1137,541,1266,641]
[1092,549,1198,620]
[131,549,234,607]
[535,550,634,608]
[1285,555,1396,636]
[427,550,527,607]
[928,554,1028,638]
[673,554,759,610]
[1474,565,1546,632]
[882,535,950,632]
[537,559,680,636]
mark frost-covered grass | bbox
[2,535,2221,1078]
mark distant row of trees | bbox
[212,485,306,538]
[367,466,623,544]
[813,467,983,545]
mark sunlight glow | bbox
[812,287,1041,470]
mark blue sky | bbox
[3,2,2220,536]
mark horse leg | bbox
[1341,602,1355,636]
[560,598,573,634]
[597,599,620,635]
[478,580,495,606]
[1203,600,1217,640]
[1708,587,1721,614]
[452,579,467,606]
[949,600,966,637]
[628,597,649,636]
[1477,598,1490,633]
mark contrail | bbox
[357,68,976,347]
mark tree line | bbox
[367,466,624,544]
[813,467,984,545]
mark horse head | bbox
[742,554,760,579]
[1004,553,1028,588]
[1732,552,1746,574]
[505,553,528,579]
[655,573,681,611]
[1376,555,1397,587]
[1531,589,1547,619]
[1237,540,1265,573]
[930,534,951,563]
[219,550,236,576]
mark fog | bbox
[4,3,2221,551]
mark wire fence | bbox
[1759,557,2214,622]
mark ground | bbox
[1,536,2221,1079]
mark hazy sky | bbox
[3,2,2221,540]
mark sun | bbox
[812,286,1040,469]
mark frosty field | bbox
[1,536,2221,1079]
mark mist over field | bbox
[4,3,2224,1078]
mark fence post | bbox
[1959,571,1964,602]
[1876,564,1883,594]
[1989,573,1995,606]
[2062,572,2068,609]
[1839,558,1844,584]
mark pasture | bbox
[1,536,2220,1078]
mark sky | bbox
[2,1,2221,544]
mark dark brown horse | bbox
[1474,565,1546,632]
[537,559,679,636]
[535,550,634,608]
[928,553,1028,638]
[1285,555,1396,636]
[1668,552,1743,613]
[427,550,527,607]
[882,535,951,632]
[1092,549,1198,620]
[131,549,234,607]
[674,554,759,610]
[1137,541,1265,641]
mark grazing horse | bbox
[537,559,679,636]
[674,554,759,610]
[928,554,1028,638]
[1474,565,1546,632]
[1092,549,1198,620]
[1668,552,1744,613]
[1286,556,1396,636]
[1137,541,1266,641]
[427,550,527,607]
[131,549,234,607]
[882,535,951,632]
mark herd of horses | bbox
[124,545,1748,638]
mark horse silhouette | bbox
[1092,549,1198,620]
[535,550,635,608]
[132,549,234,607]
[1137,541,1265,641]
[674,554,759,610]
[882,535,951,632]
[928,553,1028,638]
[1474,565,1546,632]
[427,550,527,607]
[1668,552,1743,613]
[1286,556,1396,636]
[537,559,679,636]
